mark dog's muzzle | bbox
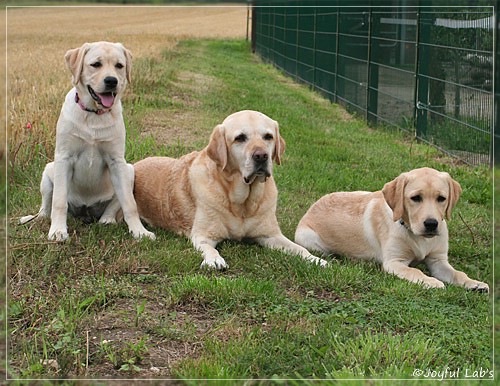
[244,150,271,184]
[87,77,118,108]
[422,218,439,238]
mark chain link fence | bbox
[252,1,495,166]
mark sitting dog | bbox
[295,167,489,291]
[126,110,327,269]
[20,41,155,241]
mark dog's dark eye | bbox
[437,196,446,203]
[411,195,422,202]
[234,134,247,143]
[90,62,102,68]
[115,63,124,69]
[263,133,274,141]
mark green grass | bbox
[8,39,493,382]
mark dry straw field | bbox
[6,5,248,166]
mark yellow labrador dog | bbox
[20,42,155,241]
[129,110,327,269]
[295,168,488,291]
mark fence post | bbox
[271,5,275,63]
[246,2,250,42]
[413,10,421,134]
[295,6,300,79]
[367,8,379,125]
[334,6,341,103]
[493,3,499,166]
[312,7,317,92]
[250,1,257,52]
[415,10,431,139]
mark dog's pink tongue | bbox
[98,93,115,108]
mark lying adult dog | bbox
[20,41,155,241]
[295,167,488,291]
[128,110,327,269]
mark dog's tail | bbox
[19,211,42,225]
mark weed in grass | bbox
[146,311,198,342]
[98,340,120,370]
[135,299,147,328]
[97,337,148,374]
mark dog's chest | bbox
[75,145,106,168]
[64,122,121,172]
[224,210,264,240]
[408,236,445,263]
[224,198,276,240]
[70,145,109,187]
[72,123,118,145]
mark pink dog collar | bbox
[75,93,110,115]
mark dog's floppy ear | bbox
[207,124,228,170]
[116,42,133,83]
[65,43,91,85]
[125,48,133,84]
[272,120,286,165]
[382,173,408,222]
[445,173,462,220]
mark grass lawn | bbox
[8,39,493,382]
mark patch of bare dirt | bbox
[140,110,209,148]
[84,298,217,379]
[140,71,218,147]
[176,71,216,95]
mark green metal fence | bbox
[252,1,495,165]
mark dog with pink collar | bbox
[20,41,155,242]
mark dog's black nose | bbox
[252,150,269,164]
[424,218,438,232]
[104,76,118,89]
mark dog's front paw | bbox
[200,256,228,270]
[99,215,117,225]
[465,280,489,293]
[306,254,329,267]
[48,227,69,242]
[421,277,445,289]
[131,228,156,240]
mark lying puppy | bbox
[20,41,155,241]
[129,110,327,269]
[295,167,489,291]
